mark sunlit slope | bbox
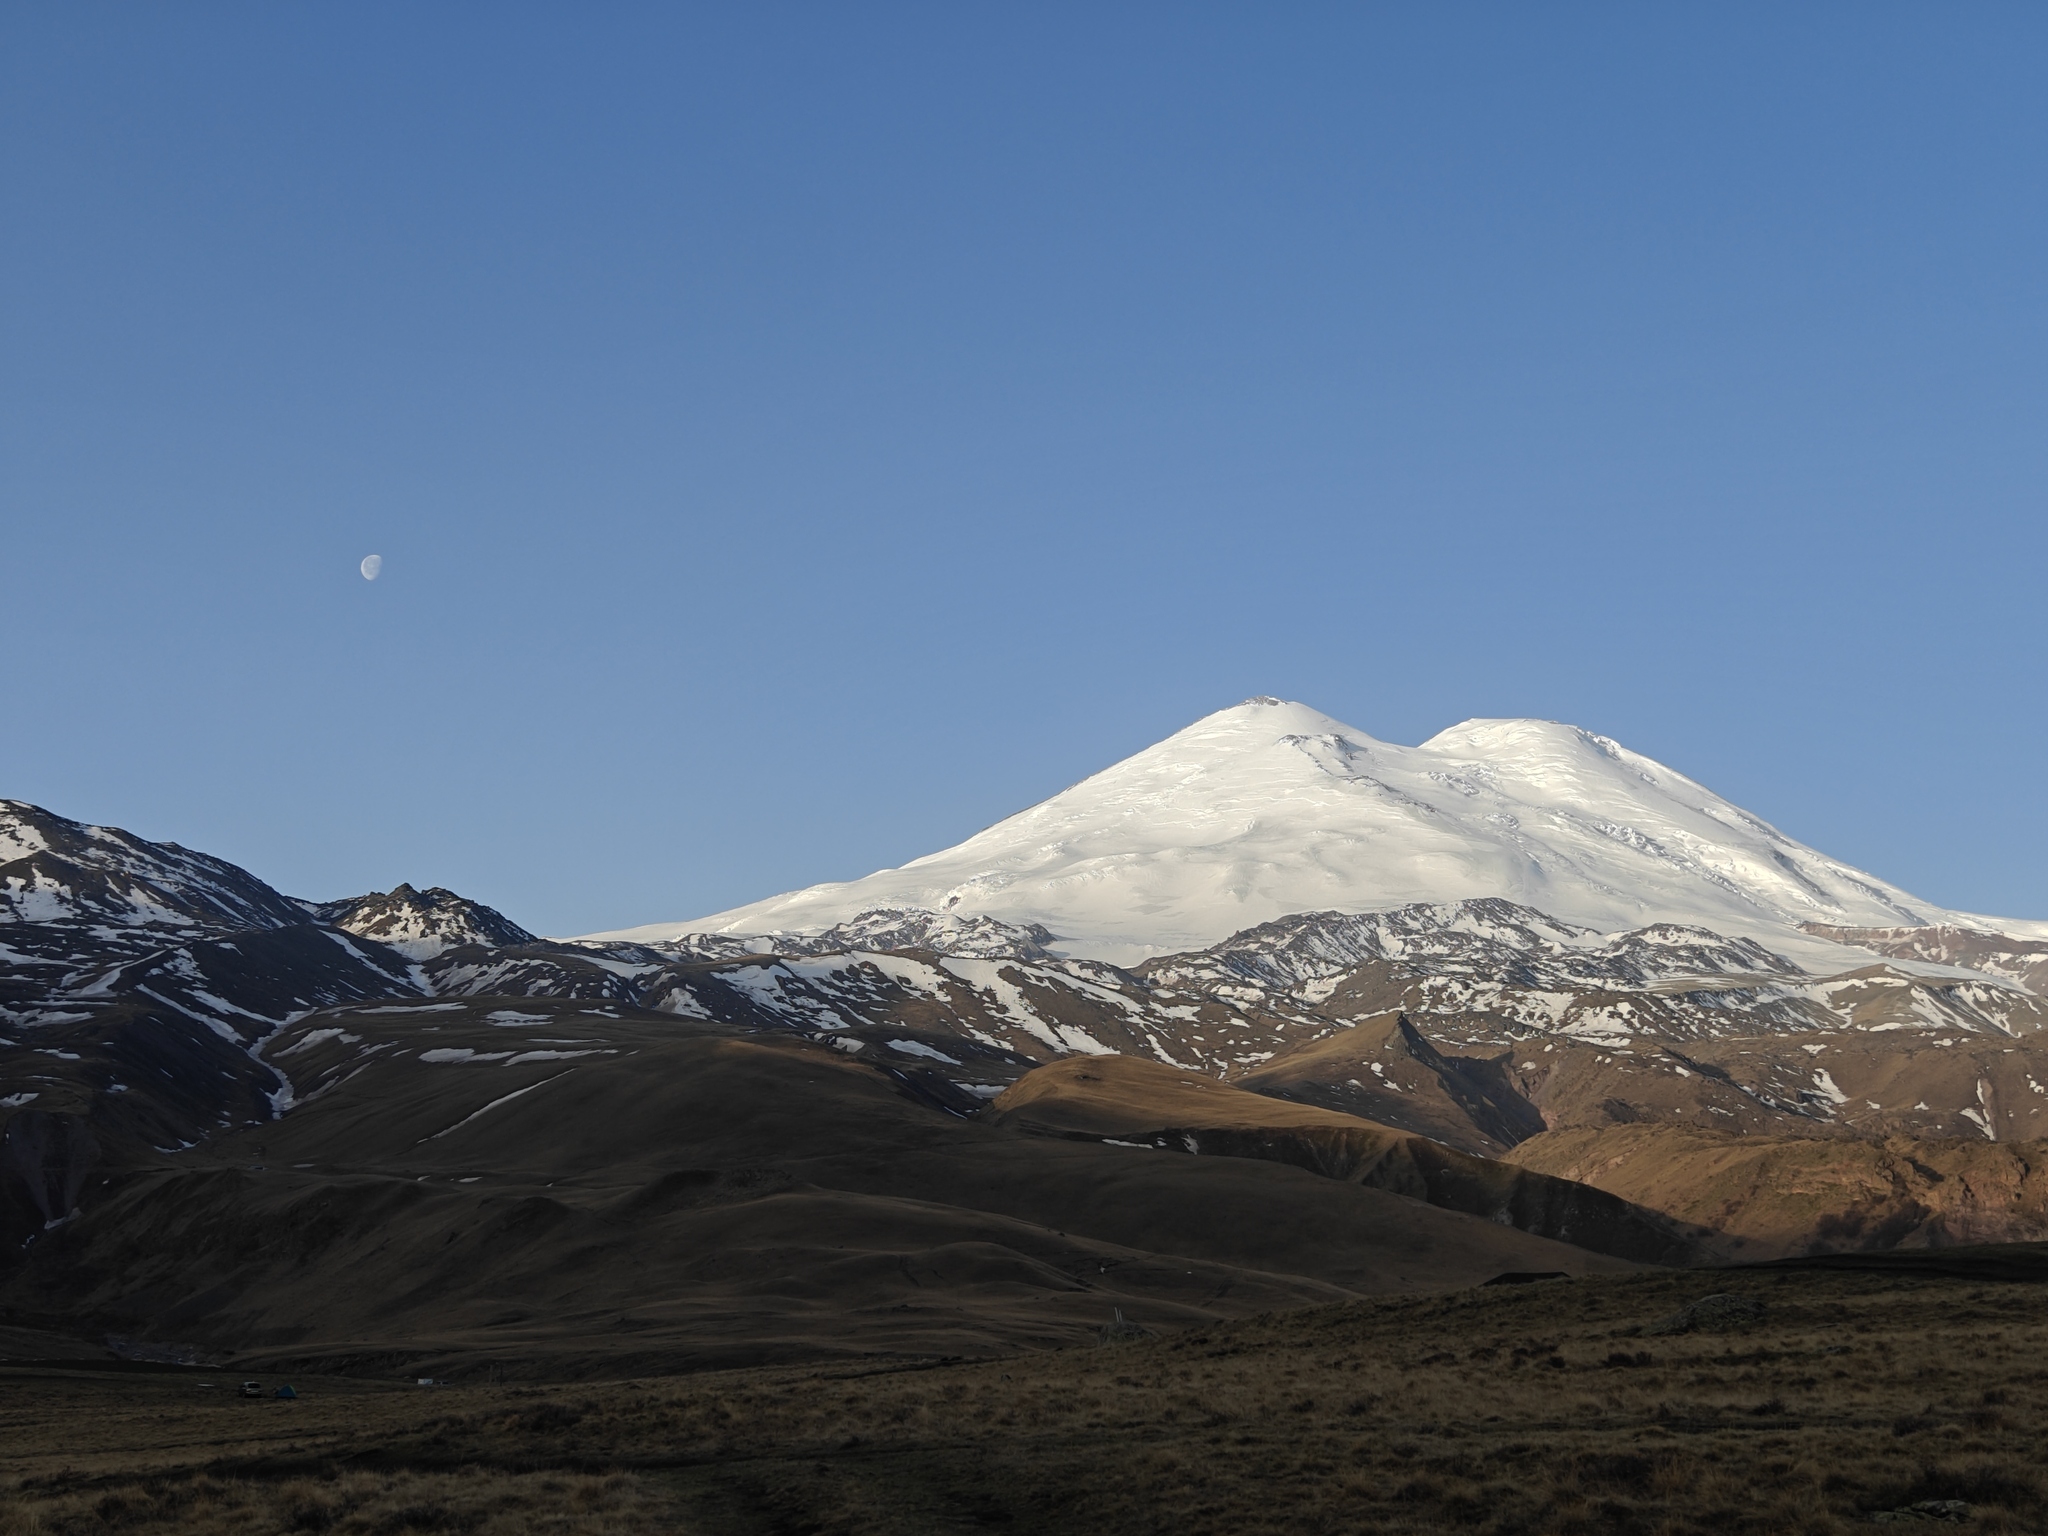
[595,698,2033,961]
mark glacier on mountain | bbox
[583,698,2043,964]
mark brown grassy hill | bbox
[0,1001,1631,1378]
[1233,1011,1546,1153]
[1506,1123,2048,1258]
[988,1055,1707,1265]
[1231,1007,2048,1157]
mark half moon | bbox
[360,554,383,581]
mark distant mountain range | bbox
[5,700,2048,1375]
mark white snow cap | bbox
[584,697,2044,963]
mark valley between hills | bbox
[5,699,2048,1533]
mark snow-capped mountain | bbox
[586,698,2046,964]
[312,883,538,959]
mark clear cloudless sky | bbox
[4,3,2045,935]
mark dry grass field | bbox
[3,1262,2044,1535]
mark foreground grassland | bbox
[3,1267,2044,1535]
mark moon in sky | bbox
[360,554,383,581]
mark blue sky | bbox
[5,4,2045,935]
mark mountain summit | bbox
[585,698,2040,963]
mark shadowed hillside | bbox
[2,1001,1630,1377]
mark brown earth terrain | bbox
[4,1258,2046,1535]
[1239,1010,2048,1154]
[1507,1125,2048,1259]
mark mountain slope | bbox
[0,802,435,1239]
[594,698,2040,962]
[0,800,311,934]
